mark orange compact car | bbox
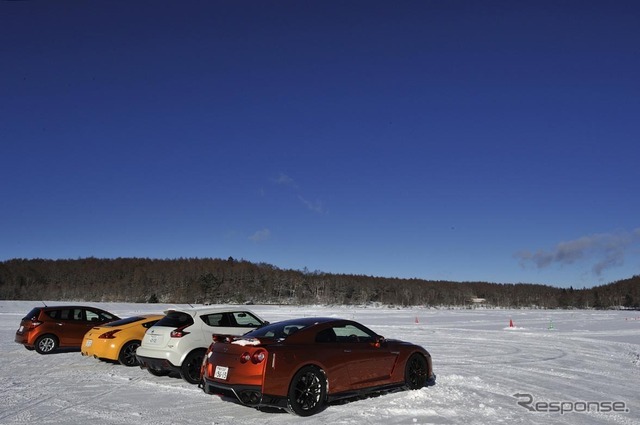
[200,317,436,416]
[15,305,120,354]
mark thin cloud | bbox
[272,173,297,188]
[516,229,640,276]
[249,228,271,242]
[298,195,326,214]
[271,172,327,214]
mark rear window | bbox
[245,321,311,339]
[143,320,160,329]
[23,308,42,320]
[104,316,145,327]
[155,311,194,328]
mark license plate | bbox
[18,325,24,333]
[148,335,159,344]
[85,339,93,347]
[214,366,229,380]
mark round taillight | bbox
[252,350,266,364]
[240,352,251,363]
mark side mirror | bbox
[373,335,386,348]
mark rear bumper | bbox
[15,332,34,347]
[136,345,184,366]
[200,377,288,410]
[136,354,181,374]
[81,340,120,361]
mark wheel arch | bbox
[118,338,142,353]
[403,350,433,390]
[288,362,328,392]
[291,361,326,376]
[290,359,326,373]
[36,333,59,344]
[120,338,141,347]
[180,346,207,366]
[403,348,433,375]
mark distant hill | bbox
[0,257,637,309]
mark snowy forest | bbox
[1,257,638,309]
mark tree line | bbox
[0,257,638,309]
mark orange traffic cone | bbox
[415,316,419,324]
[509,318,514,328]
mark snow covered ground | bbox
[1,301,639,425]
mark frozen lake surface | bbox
[1,301,639,424]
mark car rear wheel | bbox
[287,366,326,416]
[180,349,205,384]
[405,353,428,390]
[35,334,58,354]
[118,340,141,367]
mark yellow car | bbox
[81,314,163,366]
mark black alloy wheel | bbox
[180,349,205,384]
[405,353,428,390]
[118,340,141,366]
[288,366,327,416]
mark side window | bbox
[59,309,72,320]
[85,309,101,322]
[101,312,116,321]
[201,313,224,327]
[232,312,262,327]
[332,324,376,343]
[47,310,60,320]
[315,328,337,343]
[73,309,84,321]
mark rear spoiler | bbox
[211,334,263,346]
[211,334,238,343]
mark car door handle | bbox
[343,349,352,353]
[56,323,63,326]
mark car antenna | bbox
[41,301,48,307]
[187,303,194,308]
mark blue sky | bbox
[2,1,639,288]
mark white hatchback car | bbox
[136,306,266,384]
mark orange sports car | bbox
[81,314,164,366]
[200,317,436,416]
